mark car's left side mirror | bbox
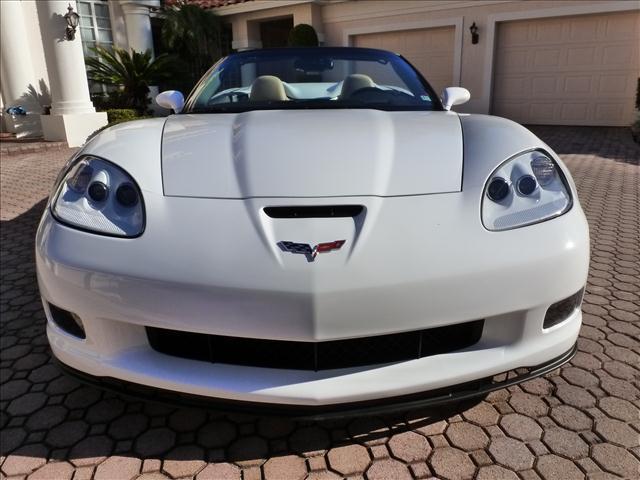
[156,90,185,114]
[441,87,470,111]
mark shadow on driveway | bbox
[1,198,482,467]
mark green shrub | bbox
[106,109,139,123]
[287,24,319,47]
[86,46,176,114]
[160,3,223,94]
[631,113,640,144]
[91,91,130,111]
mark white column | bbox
[0,0,42,136]
[37,0,107,146]
[232,18,262,52]
[38,0,95,115]
[120,0,160,109]
[120,0,159,55]
[0,1,38,109]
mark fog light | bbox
[543,288,584,329]
[48,303,86,339]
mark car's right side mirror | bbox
[441,87,470,111]
[156,90,185,114]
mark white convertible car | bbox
[37,47,589,418]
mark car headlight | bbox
[482,150,572,231]
[51,155,144,237]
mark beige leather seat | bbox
[339,74,375,99]
[249,75,288,102]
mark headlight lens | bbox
[51,155,144,237]
[482,150,572,231]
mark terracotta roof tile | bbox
[165,0,254,9]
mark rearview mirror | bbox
[294,57,334,73]
[156,90,184,113]
[441,87,470,111]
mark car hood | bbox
[161,109,463,198]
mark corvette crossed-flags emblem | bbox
[278,240,346,262]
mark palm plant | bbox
[85,46,176,113]
[160,2,223,92]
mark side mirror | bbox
[155,90,184,114]
[441,87,470,111]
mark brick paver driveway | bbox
[1,126,638,480]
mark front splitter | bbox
[54,342,576,421]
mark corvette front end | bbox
[36,47,589,417]
[37,151,588,414]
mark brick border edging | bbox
[0,142,68,156]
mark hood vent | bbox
[264,205,364,219]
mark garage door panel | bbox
[569,17,599,41]
[564,76,592,95]
[595,104,626,122]
[535,20,565,42]
[604,15,639,39]
[532,77,557,96]
[566,46,597,67]
[492,11,640,126]
[530,103,558,122]
[560,103,590,122]
[500,22,529,44]
[402,29,427,47]
[602,44,637,65]
[533,49,562,68]
[598,74,633,95]
[499,50,529,73]
[429,29,455,49]
[354,26,455,95]
[493,75,529,99]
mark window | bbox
[78,1,113,55]
[78,1,113,93]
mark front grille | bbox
[146,320,484,371]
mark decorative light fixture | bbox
[469,22,479,44]
[64,3,80,41]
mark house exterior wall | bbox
[324,0,638,115]
[0,0,158,144]
[230,2,324,50]
[2,0,638,140]
[221,0,640,124]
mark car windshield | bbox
[183,47,441,113]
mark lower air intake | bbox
[146,320,484,371]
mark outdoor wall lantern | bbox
[64,4,80,41]
[469,22,479,44]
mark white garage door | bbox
[492,11,640,126]
[353,26,455,95]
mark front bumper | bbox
[55,343,577,420]
[37,192,589,407]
